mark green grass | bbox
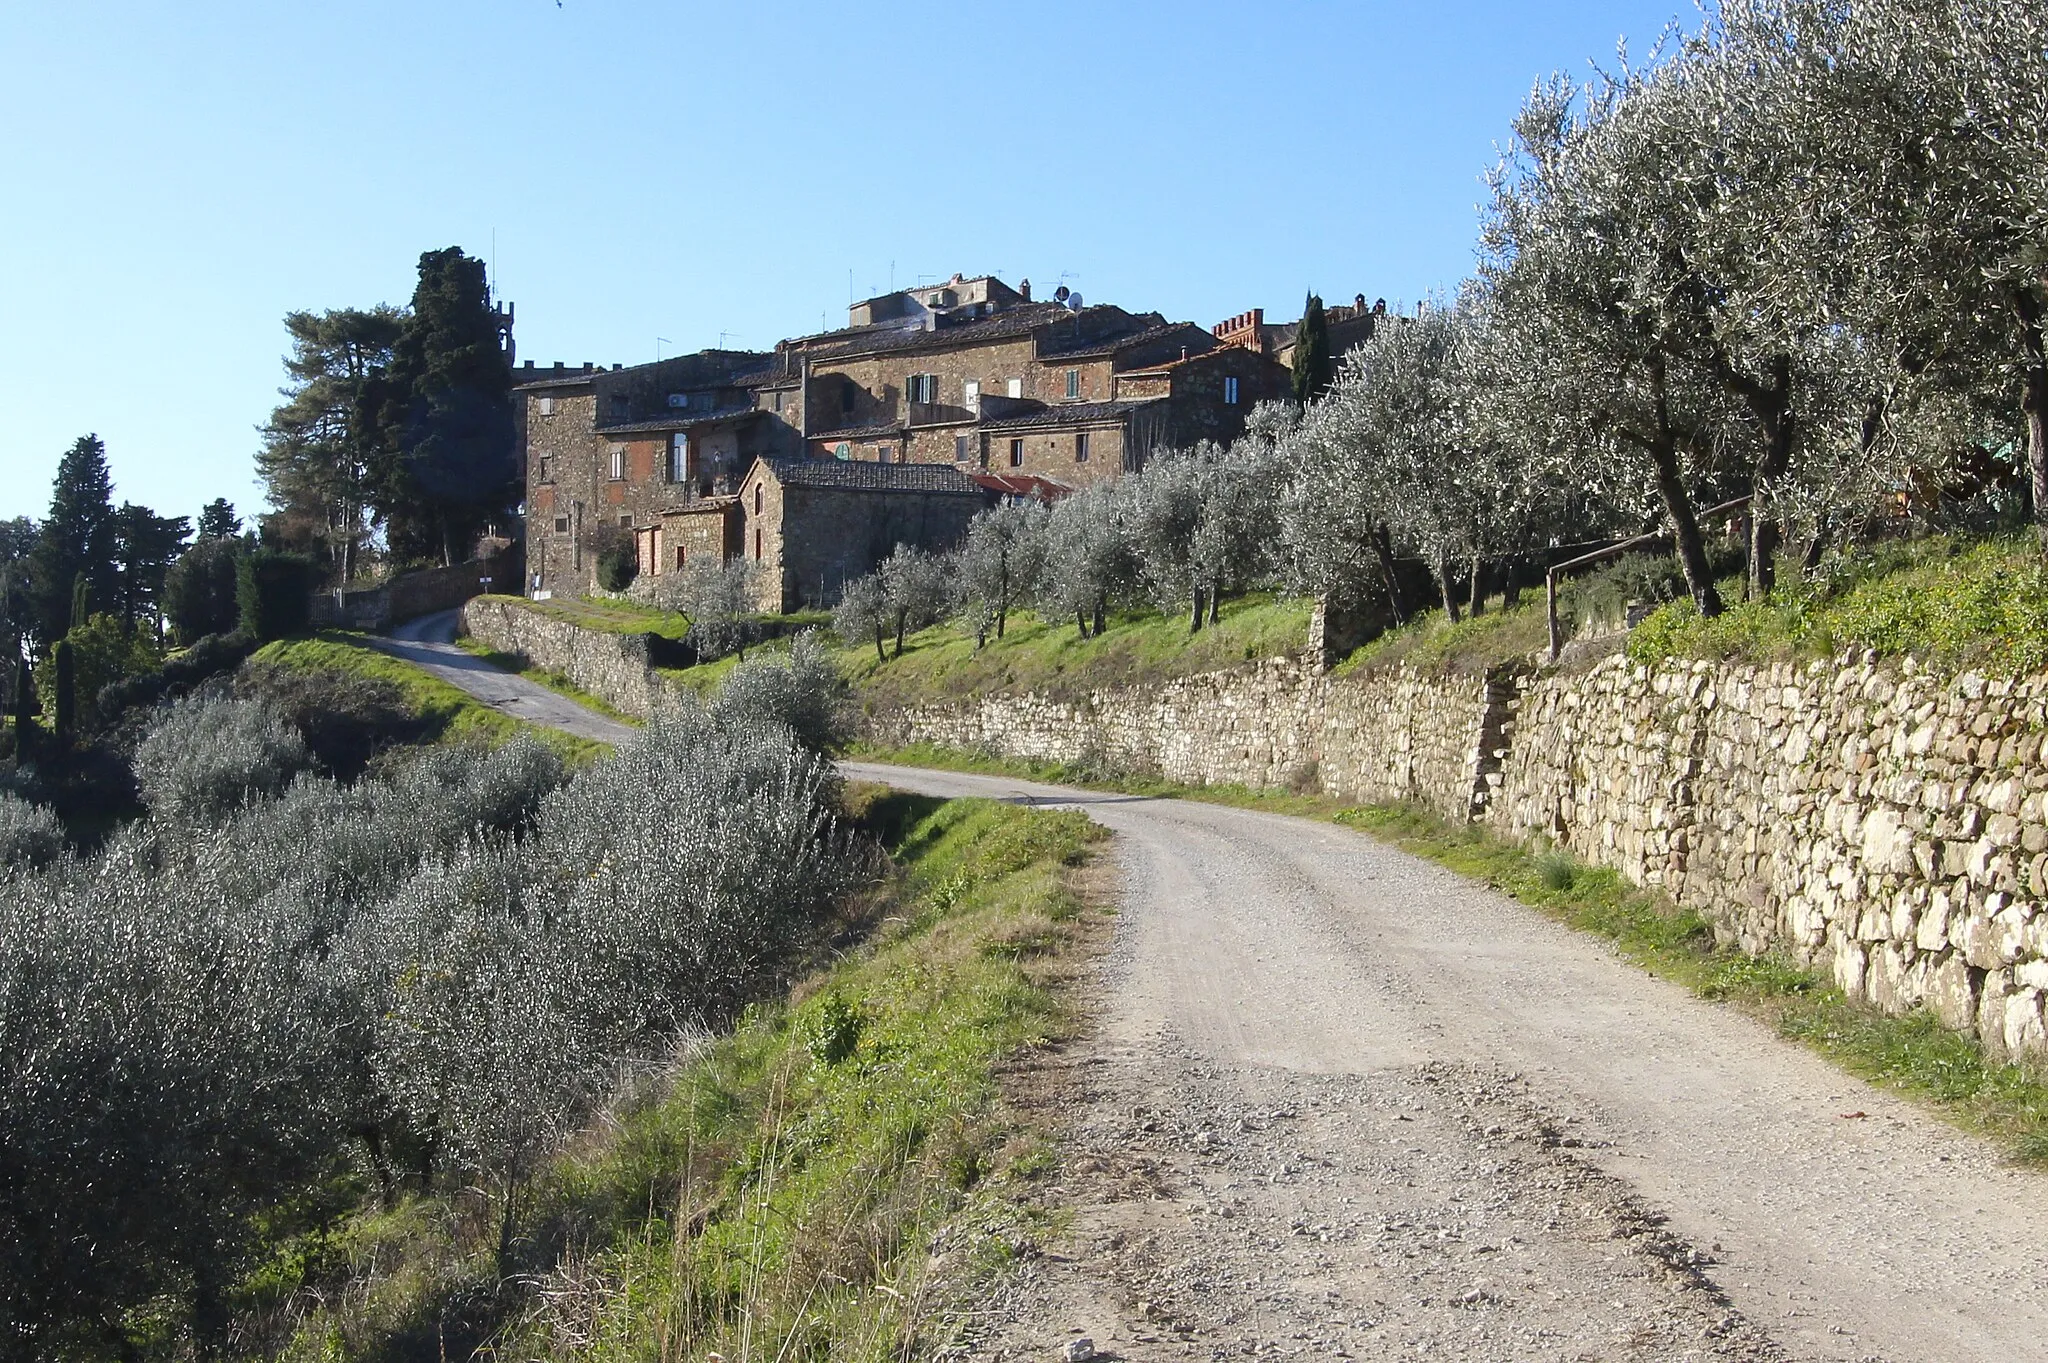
[274,793,1108,1362]
[496,593,694,639]
[1629,534,2048,672]
[853,741,2048,1164]
[812,594,1311,710]
[451,636,644,726]
[254,633,611,765]
[1336,595,1552,677]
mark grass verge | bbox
[254,633,611,765]
[272,792,1107,1362]
[850,741,2048,1164]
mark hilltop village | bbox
[518,276,1387,610]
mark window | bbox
[608,446,625,481]
[618,514,632,527]
[963,379,980,406]
[538,396,556,417]
[907,373,938,404]
[754,485,763,514]
[1065,368,1080,399]
[1006,378,1022,399]
[553,515,571,535]
[834,441,851,460]
[753,527,763,561]
[1009,438,1024,468]
[538,457,552,483]
[674,544,686,570]
[610,394,631,420]
[1075,432,1090,463]
[1224,376,1240,405]
[955,434,970,463]
[668,434,689,483]
[773,389,786,414]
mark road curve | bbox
[370,609,637,746]
[841,760,2048,1363]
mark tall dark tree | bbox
[374,248,515,566]
[195,499,242,541]
[27,437,120,648]
[112,503,191,633]
[260,307,403,584]
[1291,293,1334,405]
[0,518,35,698]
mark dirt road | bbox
[371,609,637,747]
[841,762,2048,1363]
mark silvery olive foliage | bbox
[0,791,63,867]
[709,629,851,754]
[957,499,1049,644]
[133,689,314,821]
[647,557,761,659]
[2,665,851,1354]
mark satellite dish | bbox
[1053,284,1070,303]
[1067,292,1083,311]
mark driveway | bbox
[372,609,637,747]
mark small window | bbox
[1065,369,1080,399]
[1006,378,1022,399]
[753,527,762,561]
[963,379,980,405]
[1075,432,1090,463]
[538,457,552,483]
[675,544,686,570]
[553,515,570,535]
[668,434,689,483]
[955,434,970,463]
[618,514,632,527]
[754,485,763,514]
[610,394,631,420]
[907,373,938,404]
[608,446,625,481]
[773,389,785,414]
[1009,438,1024,468]
[1224,376,1240,405]
[834,442,851,460]
[538,396,556,417]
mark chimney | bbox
[1019,278,1032,302]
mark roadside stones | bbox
[1062,1336,1096,1361]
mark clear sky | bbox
[0,0,1691,524]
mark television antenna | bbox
[656,336,671,362]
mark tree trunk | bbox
[1502,558,1522,609]
[497,1170,521,1281]
[2017,289,2048,559]
[1208,585,1221,627]
[873,623,887,664]
[1092,596,1107,637]
[1372,523,1406,624]
[1189,582,1206,634]
[1436,552,1461,622]
[1650,442,1723,617]
[892,608,906,659]
[1745,355,1794,601]
[1466,553,1485,618]
[1077,607,1089,638]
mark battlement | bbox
[1213,308,1265,350]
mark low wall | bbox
[312,553,517,631]
[874,650,2048,1065]
[461,597,682,718]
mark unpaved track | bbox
[842,763,2048,1363]
[371,609,636,746]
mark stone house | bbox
[520,273,1286,600]
[1214,293,1393,370]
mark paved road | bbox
[842,761,2048,1363]
[371,609,637,747]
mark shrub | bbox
[34,614,161,736]
[133,692,313,822]
[709,631,851,754]
[95,629,256,725]
[0,793,63,867]
[235,659,425,781]
[236,549,317,641]
[595,543,637,592]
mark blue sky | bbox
[0,0,1690,523]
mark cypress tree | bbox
[10,650,34,755]
[1291,293,1333,405]
[374,248,514,566]
[28,436,120,646]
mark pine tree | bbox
[1291,293,1333,405]
[27,436,120,647]
[373,249,514,566]
[113,503,191,632]
[195,499,242,541]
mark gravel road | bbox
[840,762,2048,1363]
[370,609,637,746]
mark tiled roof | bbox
[594,407,763,435]
[808,422,904,442]
[658,495,740,516]
[513,366,604,391]
[758,456,984,495]
[803,303,1140,360]
[979,398,1164,432]
[1034,317,1186,360]
[973,473,1074,502]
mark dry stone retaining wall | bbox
[461,597,684,718]
[877,649,2048,1065]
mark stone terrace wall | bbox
[1496,655,2048,1063]
[877,648,2048,1065]
[867,659,1499,827]
[462,597,682,718]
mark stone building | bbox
[520,273,1286,600]
[1214,293,1393,370]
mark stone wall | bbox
[311,555,513,631]
[872,647,2048,1065]
[461,596,683,718]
